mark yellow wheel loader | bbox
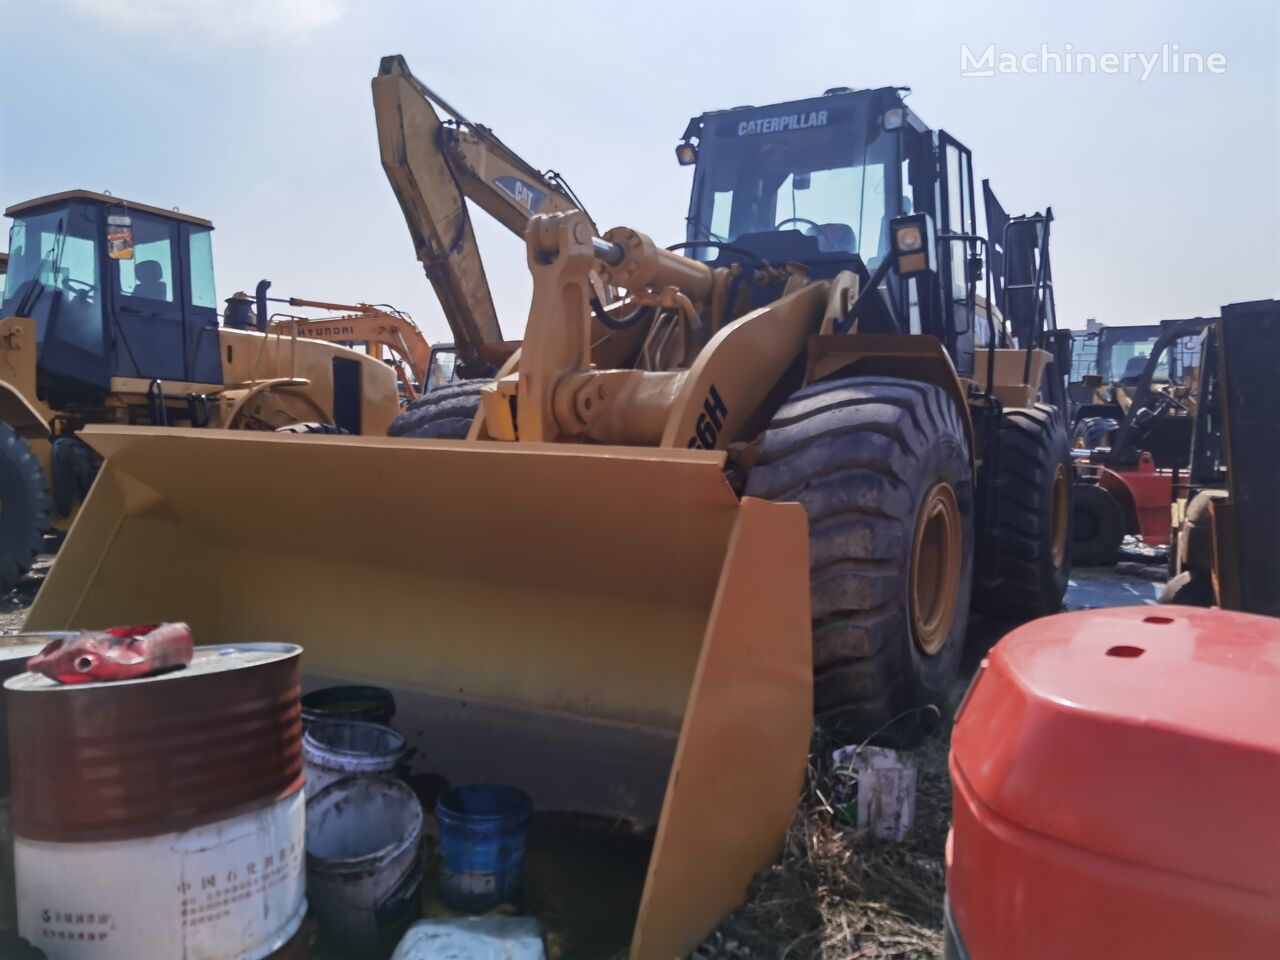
[29,77,1073,958]
[0,190,400,591]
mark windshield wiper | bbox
[684,215,727,243]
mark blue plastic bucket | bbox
[435,784,532,912]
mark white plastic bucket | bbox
[303,719,407,796]
[306,775,424,956]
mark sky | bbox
[0,0,1276,343]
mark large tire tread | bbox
[746,376,973,741]
[975,405,1072,620]
[1072,481,1125,567]
[1073,415,1119,450]
[389,380,488,439]
[0,422,51,594]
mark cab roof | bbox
[680,86,922,142]
[5,190,213,229]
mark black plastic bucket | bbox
[301,685,396,727]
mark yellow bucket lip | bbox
[78,424,733,468]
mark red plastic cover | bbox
[949,606,1280,958]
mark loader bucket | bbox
[28,427,812,960]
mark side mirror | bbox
[793,172,811,191]
[966,252,983,283]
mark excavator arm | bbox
[372,55,590,377]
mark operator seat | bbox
[1119,355,1148,387]
[813,223,856,254]
[132,260,167,301]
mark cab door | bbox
[180,224,223,385]
[108,210,187,381]
[937,131,978,376]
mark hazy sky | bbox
[1,0,1276,342]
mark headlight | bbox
[896,224,923,252]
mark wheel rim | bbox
[1051,464,1070,567]
[910,481,962,657]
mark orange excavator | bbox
[267,297,452,402]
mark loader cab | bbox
[679,88,994,376]
[1,191,223,407]
[1096,322,1200,387]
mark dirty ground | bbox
[0,550,1165,960]
[696,544,1165,960]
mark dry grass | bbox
[695,723,952,960]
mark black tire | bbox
[745,376,973,741]
[1073,416,1119,450]
[0,423,51,593]
[974,405,1072,620]
[1071,482,1124,566]
[274,422,348,434]
[50,435,100,517]
[389,380,488,439]
[1159,569,1215,607]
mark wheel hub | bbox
[1051,464,1070,568]
[910,481,962,657]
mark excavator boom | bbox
[372,55,588,375]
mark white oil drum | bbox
[6,643,307,959]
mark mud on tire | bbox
[974,405,1072,621]
[389,380,488,439]
[745,376,973,742]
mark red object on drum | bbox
[25,622,193,684]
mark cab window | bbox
[188,228,216,309]
[115,213,176,304]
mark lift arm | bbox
[372,55,590,377]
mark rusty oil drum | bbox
[0,640,54,935]
[6,643,307,959]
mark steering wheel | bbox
[64,278,96,302]
[1150,392,1188,415]
[775,217,821,233]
